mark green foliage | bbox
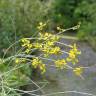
[52,0,96,49]
[0,58,31,96]
[52,0,77,27]
[74,1,96,40]
[0,0,52,56]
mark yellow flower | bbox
[73,67,83,76]
[21,38,30,45]
[57,26,61,30]
[50,47,61,54]
[42,46,49,53]
[33,43,42,49]
[15,58,26,64]
[71,43,81,55]
[25,49,30,53]
[66,43,81,64]
[15,58,20,64]
[32,57,41,68]
[39,22,43,26]
[46,41,54,46]
[41,46,61,55]
[37,22,46,31]
[32,57,46,74]
[27,44,32,49]
[39,64,46,74]
[42,32,52,40]
[20,38,33,54]
[39,32,60,44]
[69,50,76,59]
[50,35,60,42]
[21,38,32,49]
[55,59,67,69]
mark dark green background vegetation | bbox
[0,0,96,57]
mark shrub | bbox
[74,1,96,40]
[52,0,96,50]
[52,0,77,28]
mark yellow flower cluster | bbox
[49,47,61,54]
[42,46,61,56]
[40,32,60,42]
[20,31,60,56]
[33,42,42,49]
[39,32,52,40]
[21,38,32,53]
[66,43,81,64]
[31,57,46,74]
[39,64,46,74]
[16,22,83,77]
[55,59,67,69]
[37,22,46,31]
[73,67,83,76]
[53,43,82,76]
[15,58,26,64]
[39,32,60,56]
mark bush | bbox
[52,0,96,49]
[74,1,96,40]
[52,0,77,28]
